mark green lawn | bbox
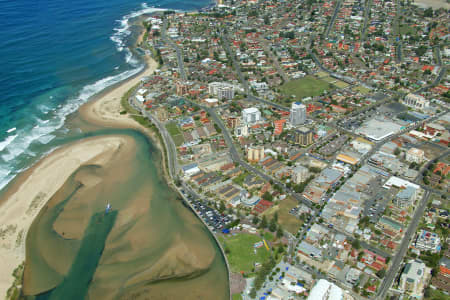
[425,288,449,300]
[219,233,271,274]
[165,122,181,135]
[280,75,333,101]
[232,294,243,300]
[399,24,417,36]
[320,75,349,89]
[165,122,184,146]
[353,85,371,94]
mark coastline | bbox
[0,16,230,299]
[0,135,134,299]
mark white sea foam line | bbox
[0,135,17,152]
[0,4,156,192]
[110,3,167,67]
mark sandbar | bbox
[0,135,133,298]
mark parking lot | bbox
[190,199,231,232]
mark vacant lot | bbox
[165,122,184,146]
[280,75,332,102]
[263,197,303,234]
[218,233,271,274]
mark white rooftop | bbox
[383,176,420,190]
[242,107,260,114]
[307,279,343,300]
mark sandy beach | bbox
[0,27,159,294]
[0,135,133,298]
[80,56,158,129]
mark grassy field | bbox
[219,233,271,274]
[320,75,349,89]
[263,197,303,234]
[399,24,417,36]
[232,294,243,300]
[165,122,184,146]
[353,85,371,94]
[280,75,332,101]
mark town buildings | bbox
[242,107,261,125]
[406,148,425,164]
[295,127,314,146]
[399,260,429,298]
[247,146,265,162]
[290,101,306,125]
[402,93,429,110]
[292,165,309,184]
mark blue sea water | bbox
[0,0,211,190]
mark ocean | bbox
[0,0,211,191]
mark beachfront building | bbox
[242,107,261,125]
[290,102,306,126]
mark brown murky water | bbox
[21,120,229,299]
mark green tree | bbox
[262,191,273,201]
[260,216,268,229]
[276,226,283,239]
[352,239,361,250]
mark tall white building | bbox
[209,82,235,100]
[290,102,306,125]
[242,107,261,124]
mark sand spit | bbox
[0,135,133,298]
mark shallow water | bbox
[21,128,229,299]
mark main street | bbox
[325,0,342,40]
[161,19,187,81]
[360,0,372,42]
[376,190,431,299]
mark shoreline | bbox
[0,135,134,299]
[0,15,230,299]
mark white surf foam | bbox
[0,4,155,192]
[0,134,17,152]
[110,3,166,67]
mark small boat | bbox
[105,203,111,214]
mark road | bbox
[376,190,431,299]
[360,0,372,42]
[130,97,179,179]
[394,0,403,64]
[161,19,187,81]
[325,0,342,39]
[220,32,249,94]
[415,47,446,93]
